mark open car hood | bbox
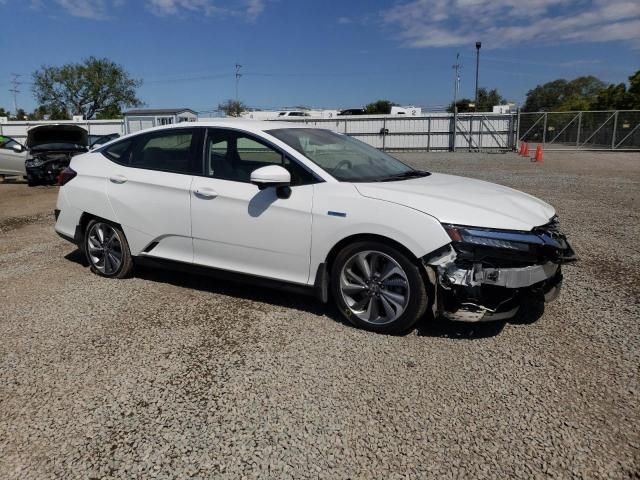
[354,173,556,231]
[26,124,88,151]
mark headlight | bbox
[27,157,44,167]
[444,225,546,251]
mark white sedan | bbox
[0,135,27,176]
[54,121,575,334]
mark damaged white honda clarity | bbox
[54,121,575,334]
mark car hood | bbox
[354,173,556,231]
[26,124,88,151]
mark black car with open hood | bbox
[25,124,89,186]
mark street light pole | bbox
[452,53,461,152]
[474,41,481,108]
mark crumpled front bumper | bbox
[424,245,568,323]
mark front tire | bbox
[84,220,134,278]
[331,241,428,334]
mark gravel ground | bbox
[0,151,638,479]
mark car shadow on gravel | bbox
[64,249,545,337]
[64,249,341,320]
[416,297,545,339]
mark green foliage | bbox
[523,75,606,112]
[95,104,123,119]
[0,107,10,118]
[365,100,398,114]
[218,99,247,117]
[446,88,506,112]
[11,109,27,120]
[447,98,473,113]
[32,56,142,119]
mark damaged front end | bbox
[424,217,576,322]
[24,124,88,186]
[25,151,84,185]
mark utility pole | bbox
[452,53,461,151]
[9,73,21,115]
[235,64,242,103]
[474,41,481,108]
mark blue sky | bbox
[2,0,639,114]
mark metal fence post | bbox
[542,112,548,144]
[611,111,618,150]
[468,115,473,151]
[452,110,457,152]
[576,111,582,146]
[382,117,386,152]
[427,117,431,152]
[515,110,520,151]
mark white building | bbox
[124,108,197,134]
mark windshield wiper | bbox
[375,170,430,182]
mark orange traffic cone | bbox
[521,142,529,157]
[534,144,543,163]
[518,143,524,155]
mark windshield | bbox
[267,128,429,182]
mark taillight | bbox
[57,167,77,186]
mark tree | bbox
[446,98,474,113]
[591,70,640,110]
[32,56,142,119]
[365,100,397,114]
[523,76,606,111]
[476,88,506,112]
[0,107,10,118]
[95,104,123,119]
[446,88,506,112]
[218,99,247,117]
[11,109,27,121]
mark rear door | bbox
[0,137,26,175]
[104,127,204,263]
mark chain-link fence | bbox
[518,110,640,150]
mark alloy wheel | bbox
[86,222,123,276]
[339,250,410,325]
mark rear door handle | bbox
[109,175,128,184]
[194,188,218,199]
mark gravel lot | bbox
[1,151,638,479]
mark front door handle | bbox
[194,188,218,199]
[109,175,128,184]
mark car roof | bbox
[134,120,318,136]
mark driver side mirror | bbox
[250,165,292,199]
[12,144,24,153]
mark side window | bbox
[129,129,200,175]
[103,138,134,165]
[237,137,283,165]
[205,129,318,186]
[0,136,18,149]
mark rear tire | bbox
[83,219,134,278]
[331,240,428,334]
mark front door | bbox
[0,137,26,175]
[191,128,317,285]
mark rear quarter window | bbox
[102,139,133,165]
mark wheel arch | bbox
[324,233,420,276]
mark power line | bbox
[9,73,21,113]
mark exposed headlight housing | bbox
[26,157,44,168]
[444,226,544,251]
[443,219,576,264]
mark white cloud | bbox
[382,0,640,48]
[146,0,218,16]
[338,16,352,24]
[54,0,122,19]
[146,0,265,20]
[245,0,264,21]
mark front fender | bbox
[309,183,450,284]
